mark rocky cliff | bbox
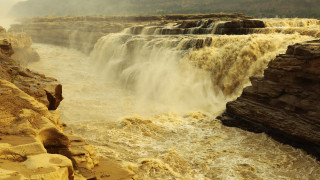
[221,40,320,159]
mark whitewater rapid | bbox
[28,31,320,179]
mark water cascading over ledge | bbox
[18,15,320,179]
[90,27,315,112]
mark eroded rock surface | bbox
[0,79,101,179]
[0,54,62,110]
[221,40,320,159]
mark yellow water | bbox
[254,18,320,38]
[27,18,320,179]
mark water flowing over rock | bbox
[221,40,320,159]
[10,13,252,53]
[6,14,320,179]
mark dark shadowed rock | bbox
[221,39,320,159]
[0,39,14,57]
[214,19,266,35]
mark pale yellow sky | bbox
[0,0,27,29]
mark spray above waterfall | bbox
[90,20,315,113]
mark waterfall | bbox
[90,33,223,113]
[28,17,320,180]
[90,29,314,112]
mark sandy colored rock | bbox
[24,153,73,179]
[0,28,39,65]
[0,54,63,110]
[0,39,14,56]
[0,79,101,179]
[0,153,73,180]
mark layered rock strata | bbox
[10,13,254,53]
[214,19,266,35]
[221,40,320,159]
[0,79,103,179]
[0,79,74,179]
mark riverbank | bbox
[0,28,135,179]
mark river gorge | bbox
[1,13,320,179]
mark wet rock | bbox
[214,19,265,35]
[222,40,320,159]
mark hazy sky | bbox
[0,0,26,16]
[0,0,26,29]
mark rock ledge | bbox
[221,39,320,159]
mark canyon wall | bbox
[3,13,320,178]
[221,40,320,159]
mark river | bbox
[27,23,320,179]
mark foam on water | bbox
[28,20,320,179]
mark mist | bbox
[9,0,320,18]
[0,0,26,29]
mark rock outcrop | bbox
[0,79,102,179]
[221,40,320,159]
[0,54,62,110]
[0,33,135,179]
[0,27,39,65]
[214,19,266,35]
[0,39,14,57]
[0,79,74,179]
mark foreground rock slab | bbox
[0,79,135,179]
[0,79,74,179]
[221,39,320,159]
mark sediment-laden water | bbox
[28,18,320,179]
